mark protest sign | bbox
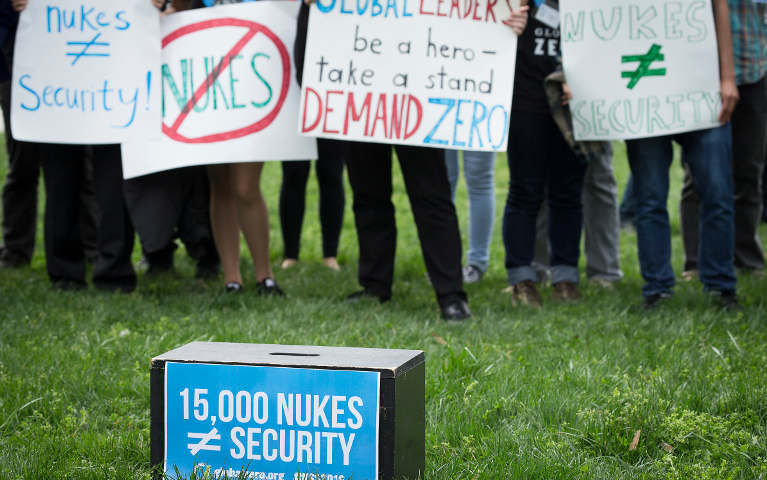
[121,2,316,179]
[560,0,721,141]
[298,0,518,151]
[164,362,380,479]
[11,0,161,144]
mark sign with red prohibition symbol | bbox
[161,18,291,143]
[121,2,317,179]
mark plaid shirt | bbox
[728,0,767,85]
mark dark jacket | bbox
[0,0,19,82]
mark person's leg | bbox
[79,150,100,265]
[619,175,636,228]
[231,162,274,283]
[582,143,623,282]
[177,166,220,277]
[208,164,242,285]
[546,119,587,287]
[730,77,767,271]
[40,144,86,286]
[763,157,767,223]
[315,139,347,264]
[279,161,311,262]
[679,162,700,273]
[124,169,180,271]
[625,136,675,299]
[503,111,548,286]
[90,145,137,292]
[678,125,737,294]
[462,150,496,273]
[444,149,460,201]
[396,145,466,306]
[345,142,395,300]
[0,81,41,265]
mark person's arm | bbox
[712,0,738,123]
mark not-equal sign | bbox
[66,33,111,66]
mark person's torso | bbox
[512,2,560,114]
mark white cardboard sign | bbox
[11,0,161,144]
[560,0,721,141]
[299,0,518,151]
[121,1,317,179]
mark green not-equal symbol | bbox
[621,44,667,90]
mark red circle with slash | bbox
[162,18,291,144]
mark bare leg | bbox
[207,164,242,284]
[231,162,274,282]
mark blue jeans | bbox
[626,125,737,298]
[619,175,636,225]
[445,149,496,272]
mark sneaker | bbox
[440,298,472,322]
[643,292,672,310]
[257,277,285,296]
[462,265,484,284]
[712,290,742,311]
[225,282,243,293]
[346,289,390,303]
[552,281,581,301]
[503,280,542,308]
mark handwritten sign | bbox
[121,2,316,179]
[560,0,721,141]
[164,362,380,479]
[299,0,518,151]
[11,0,161,144]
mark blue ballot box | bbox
[151,342,425,480]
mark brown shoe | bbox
[552,281,581,302]
[503,280,542,308]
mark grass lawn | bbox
[0,143,766,479]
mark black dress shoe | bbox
[257,278,285,296]
[713,290,742,311]
[346,289,390,303]
[643,292,671,310]
[441,298,472,321]
[225,282,243,293]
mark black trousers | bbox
[41,144,136,289]
[345,142,465,305]
[503,111,587,277]
[124,166,217,266]
[681,75,767,270]
[279,139,347,259]
[0,81,40,262]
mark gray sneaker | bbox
[462,265,484,284]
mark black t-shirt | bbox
[512,11,560,114]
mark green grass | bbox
[1,143,766,479]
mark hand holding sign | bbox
[501,5,529,35]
